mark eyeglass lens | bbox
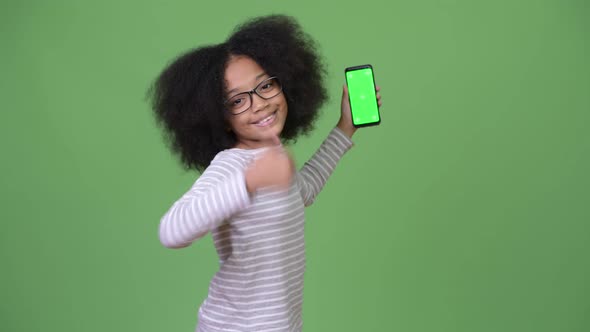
[225,77,282,114]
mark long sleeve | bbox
[296,127,354,206]
[158,153,252,249]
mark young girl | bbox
[150,15,382,332]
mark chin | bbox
[260,127,283,141]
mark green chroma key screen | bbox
[346,67,380,126]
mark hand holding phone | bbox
[345,65,381,128]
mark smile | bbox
[253,111,277,127]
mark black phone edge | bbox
[344,64,381,128]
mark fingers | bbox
[376,86,382,107]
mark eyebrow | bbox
[226,73,268,96]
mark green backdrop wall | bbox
[1,0,588,331]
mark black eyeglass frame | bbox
[224,76,283,115]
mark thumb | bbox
[342,84,349,100]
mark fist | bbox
[245,143,295,193]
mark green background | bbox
[1,0,589,331]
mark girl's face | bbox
[224,55,288,149]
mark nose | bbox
[250,92,268,113]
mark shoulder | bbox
[188,150,250,189]
[206,148,253,176]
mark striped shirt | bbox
[159,128,353,332]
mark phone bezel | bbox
[345,64,381,128]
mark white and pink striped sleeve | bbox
[297,127,354,206]
[158,153,252,249]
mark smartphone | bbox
[345,64,380,127]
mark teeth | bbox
[256,114,274,124]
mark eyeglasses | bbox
[224,77,283,115]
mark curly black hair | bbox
[149,15,327,172]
